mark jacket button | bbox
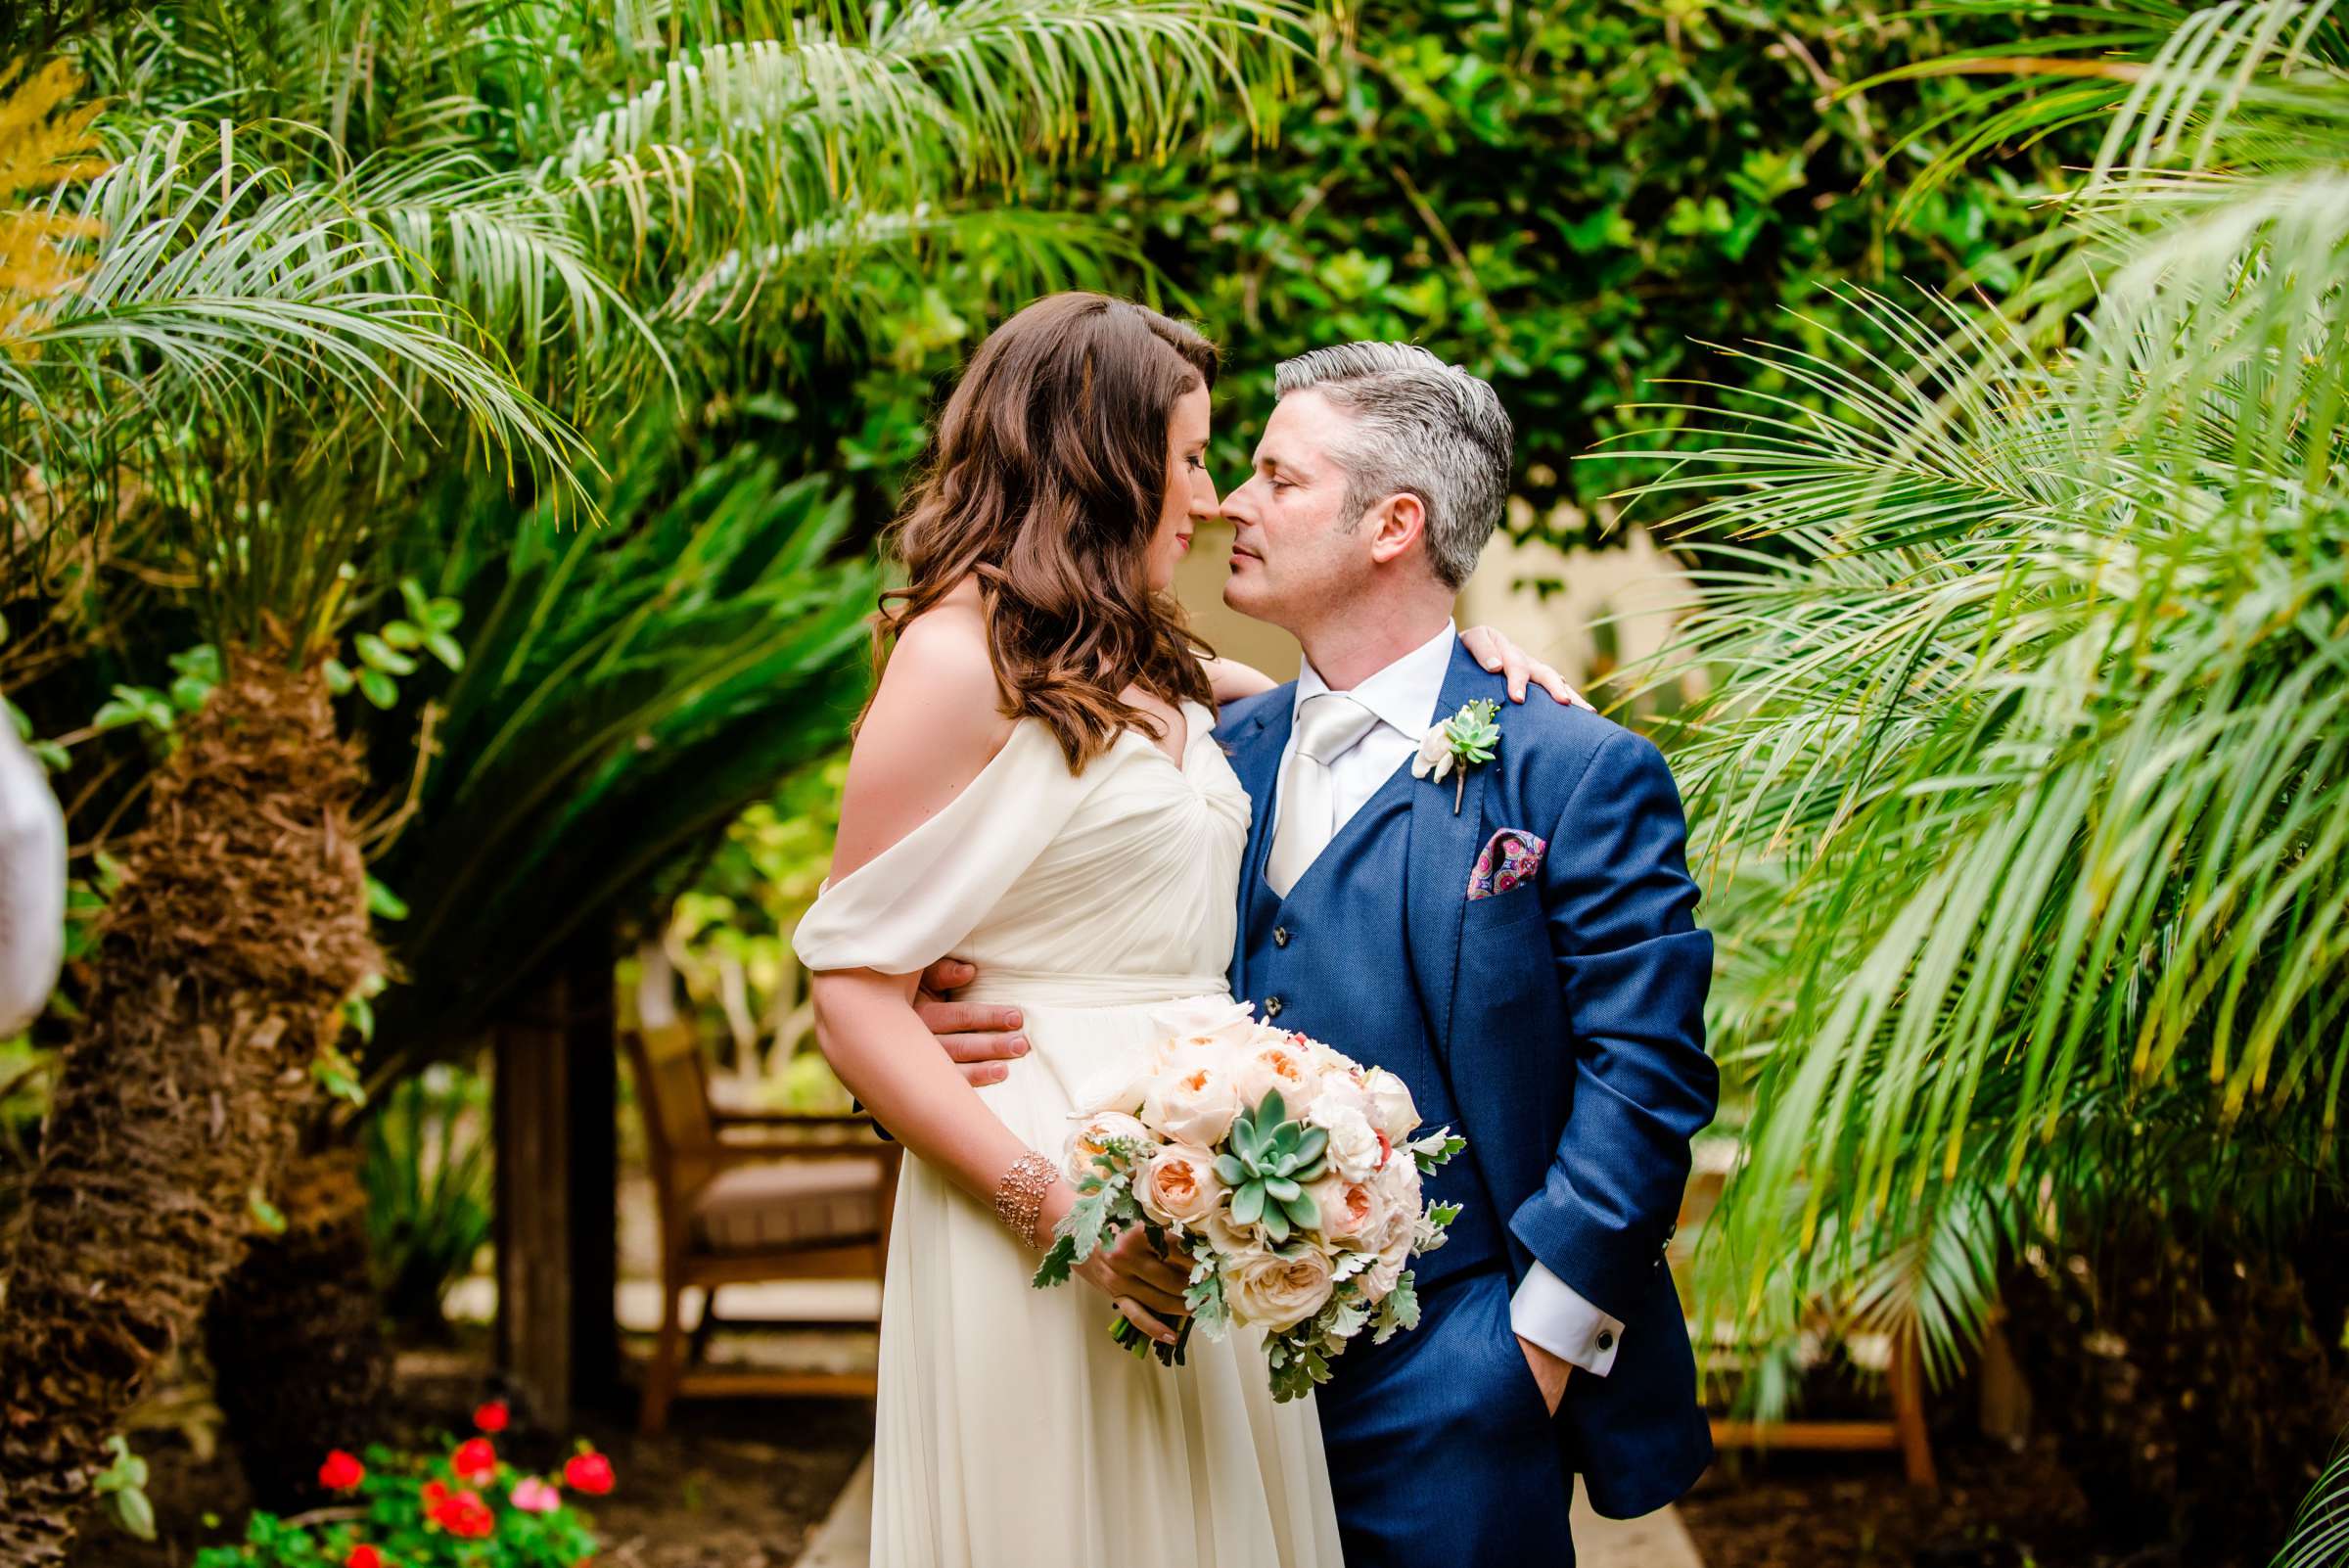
[1273,926,1290,946]
[1265,996,1283,1019]
[1596,1330,1615,1352]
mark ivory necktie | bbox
[1266,692,1382,897]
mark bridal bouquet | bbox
[1032,997,1465,1402]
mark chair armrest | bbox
[712,1110,876,1130]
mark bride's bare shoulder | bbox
[834,584,1013,879]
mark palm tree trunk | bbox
[203,1146,393,1514]
[0,647,376,1563]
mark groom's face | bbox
[1220,390,1370,630]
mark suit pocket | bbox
[1463,878,1545,931]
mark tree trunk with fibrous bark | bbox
[0,647,376,1564]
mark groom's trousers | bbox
[1315,1263,1578,1567]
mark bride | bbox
[792,293,1560,1567]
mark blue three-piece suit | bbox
[1215,639,1719,1565]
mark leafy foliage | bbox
[1617,0,2349,1409]
[2275,1439,2349,1568]
[359,1064,492,1334]
[357,408,883,1083]
[1019,0,2077,532]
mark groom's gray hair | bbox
[1273,342,1512,589]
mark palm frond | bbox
[1607,8,2349,1328]
[2275,1440,2349,1568]
[359,410,881,1084]
[547,0,1303,261]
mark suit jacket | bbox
[1216,638,1719,1519]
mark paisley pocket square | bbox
[1466,828,1547,900]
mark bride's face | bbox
[1147,385,1219,593]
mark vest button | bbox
[1265,996,1283,1019]
[1273,926,1290,946]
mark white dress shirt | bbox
[1275,623,1625,1378]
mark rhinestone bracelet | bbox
[992,1150,1059,1248]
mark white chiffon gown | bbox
[792,702,1344,1568]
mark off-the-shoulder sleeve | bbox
[792,719,1107,977]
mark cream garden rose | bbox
[1364,1203,1416,1299]
[1136,1142,1225,1230]
[1361,1067,1420,1144]
[1063,1109,1156,1183]
[1228,1246,1336,1331]
[1141,1054,1245,1146]
[1151,994,1260,1047]
[1309,1101,1383,1184]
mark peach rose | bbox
[1232,1039,1319,1116]
[1136,1143,1225,1229]
[1302,1171,1389,1246]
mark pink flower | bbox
[510,1476,562,1514]
[318,1451,365,1492]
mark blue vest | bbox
[1234,766,1504,1288]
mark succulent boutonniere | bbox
[1411,699,1500,813]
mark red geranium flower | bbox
[345,1545,385,1568]
[473,1400,510,1435]
[421,1479,450,1510]
[429,1487,496,1539]
[318,1451,365,1492]
[451,1437,498,1485]
[563,1450,616,1496]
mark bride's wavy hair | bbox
[877,293,1219,769]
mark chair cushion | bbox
[690,1157,887,1253]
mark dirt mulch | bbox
[69,1349,869,1568]
[1678,1435,2165,1568]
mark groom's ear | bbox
[1363,490,1429,569]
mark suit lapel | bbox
[1223,695,1294,1000]
[1405,640,1494,1051]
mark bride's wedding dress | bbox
[793,701,1343,1568]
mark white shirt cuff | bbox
[1510,1262,1625,1378]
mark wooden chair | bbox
[1676,1146,1937,1489]
[624,1022,899,1435]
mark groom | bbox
[925,343,1717,1563]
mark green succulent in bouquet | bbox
[1215,1089,1328,1245]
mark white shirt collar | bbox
[1294,620,1457,740]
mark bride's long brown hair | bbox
[877,293,1219,769]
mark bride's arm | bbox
[1202,654,1277,704]
[812,614,1187,1340]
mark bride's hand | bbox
[1459,625,1594,710]
[1037,1182,1187,1346]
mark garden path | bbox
[792,1453,1707,1568]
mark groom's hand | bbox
[912,958,1028,1086]
[1517,1334,1572,1417]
